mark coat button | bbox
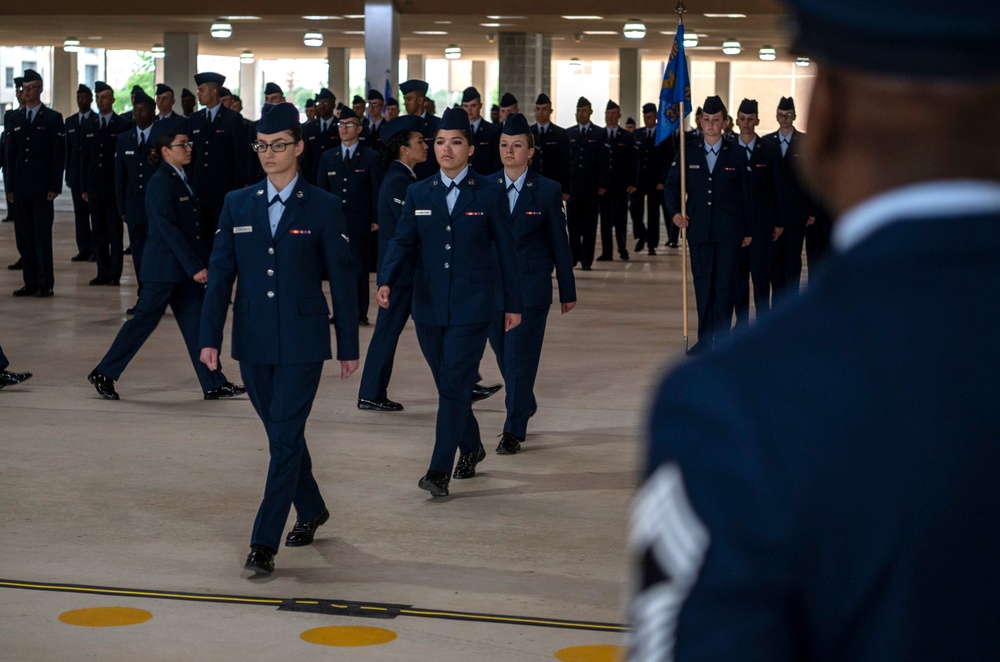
[707,202,712,206]
[267,269,274,276]
[445,226,451,231]
[268,247,275,254]
[196,234,201,239]
[267,291,275,298]
[445,244,451,250]
[444,262,450,269]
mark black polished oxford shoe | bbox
[89,277,111,286]
[244,544,276,575]
[35,288,53,298]
[126,305,137,316]
[12,287,37,297]
[204,381,247,400]
[453,443,486,479]
[0,369,32,389]
[635,239,645,252]
[88,369,120,400]
[359,314,370,326]
[357,397,404,412]
[496,432,523,455]
[471,382,502,402]
[418,471,450,497]
[7,259,22,270]
[285,508,330,547]
[70,253,92,262]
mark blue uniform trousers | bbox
[599,191,630,258]
[772,223,806,298]
[70,184,92,257]
[414,321,490,474]
[689,239,741,348]
[14,196,55,291]
[488,305,549,439]
[734,236,774,329]
[240,361,326,552]
[358,284,412,401]
[126,222,148,295]
[567,194,600,268]
[96,281,227,392]
[90,198,123,282]
[0,344,8,370]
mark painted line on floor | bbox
[0,578,629,633]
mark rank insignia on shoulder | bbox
[290,229,311,234]
[341,233,350,242]
[465,211,484,216]
[125,150,135,155]
[327,171,337,176]
[416,210,432,216]
[233,225,253,233]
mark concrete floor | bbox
[0,195,696,660]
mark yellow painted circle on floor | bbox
[58,607,153,627]
[299,625,398,647]
[554,644,625,662]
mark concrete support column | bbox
[714,61,732,106]
[619,47,641,120]
[497,32,551,109]
[471,60,487,96]
[163,33,198,102]
[154,59,165,85]
[406,54,426,83]
[365,0,400,99]
[51,48,78,116]
[327,47,349,101]
[239,60,260,120]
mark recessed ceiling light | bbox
[343,31,365,35]
[481,23,511,27]
[582,31,617,35]
[414,30,448,35]
[221,16,260,20]
[343,14,364,19]
[563,16,604,20]
[87,36,103,40]
[704,13,747,18]
[434,21,452,24]
[486,15,526,19]
[303,16,342,20]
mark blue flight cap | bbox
[606,100,620,111]
[642,102,657,114]
[366,89,384,101]
[219,87,232,98]
[155,84,173,96]
[305,98,315,108]
[194,72,226,87]
[399,79,429,96]
[386,97,399,107]
[461,87,481,103]
[352,95,365,105]
[263,82,282,95]
[317,88,336,101]
[782,0,999,78]
[255,102,300,134]
[181,88,195,99]
[149,116,188,143]
[702,95,727,116]
[77,83,92,95]
[778,97,796,111]
[94,81,112,94]
[22,69,42,83]
[501,112,531,136]
[380,115,423,143]
[535,93,551,105]
[259,103,275,118]
[738,99,759,115]
[437,106,471,133]
[576,97,591,108]
[338,106,360,121]
[499,92,518,108]
[133,88,155,106]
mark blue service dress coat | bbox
[530,123,572,196]
[115,126,159,286]
[412,112,440,181]
[378,167,524,475]
[81,112,129,282]
[302,118,341,185]
[486,168,576,440]
[763,128,816,295]
[358,160,420,402]
[187,104,248,207]
[469,118,501,176]
[631,205,1000,662]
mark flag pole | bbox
[676,0,689,353]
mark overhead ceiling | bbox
[1,1,794,62]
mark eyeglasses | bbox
[251,140,299,153]
[776,112,795,119]
[336,122,360,129]
[22,83,42,92]
[169,142,193,149]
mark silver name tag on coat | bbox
[125,150,135,155]
[233,226,253,233]
[689,164,700,169]
[415,209,432,216]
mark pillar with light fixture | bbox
[304,31,324,47]
[150,44,165,59]
[63,37,81,53]
[328,47,349,100]
[620,48,641,121]
[364,0,400,106]
[497,32,552,113]
[239,52,259,120]
[163,33,199,104]
[52,43,79,118]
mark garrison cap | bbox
[255,102,300,134]
[501,113,531,136]
[149,116,188,143]
[386,97,399,107]
[133,88,155,106]
[642,103,657,114]
[260,103,275,118]
[219,87,232,98]
[491,104,500,111]
[738,99,759,115]
[193,72,226,87]
[461,87,481,103]
[400,79,429,96]
[781,0,999,78]
[702,95,727,115]
[305,98,316,108]
[131,85,144,95]
[94,81,113,94]
[606,100,620,111]
[338,106,360,122]
[263,82,282,95]
[154,84,173,96]
[22,69,42,83]
[437,106,471,133]
[181,88,195,99]
[625,117,636,126]
[14,76,24,88]
[352,95,365,106]
[777,97,796,111]
[499,92,518,108]
[366,89,384,101]
[317,88,336,101]
[576,96,592,108]
[380,114,422,143]
[535,93,551,105]
[77,83,92,95]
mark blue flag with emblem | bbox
[656,23,692,145]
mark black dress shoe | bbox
[7,259,22,270]
[635,239,645,252]
[471,382,502,402]
[620,251,630,261]
[70,253,92,262]
[453,443,486,479]
[359,314,370,326]
[0,369,32,389]
[529,403,538,418]
[685,342,708,357]
[595,255,612,262]
[285,508,330,547]
[418,471,450,497]
[88,369,120,400]
[89,277,111,286]
[668,241,680,248]
[107,279,120,286]
[648,248,657,256]
[123,246,132,255]
[496,432,522,455]
[244,544,276,575]
[35,288,53,298]
[126,306,137,316]
[357,397,404,411]
[581,264,592,271]
[12,287,37,297]
[204,381,247,400]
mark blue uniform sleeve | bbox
[147,175,206,278]
[114,141,127,214]
[378,187,421,289]
[664,157,682,218]
[544,184,576,304]
[199,196,239,352]
[49,113,66,195]
[322,204,361,361]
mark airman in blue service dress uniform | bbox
[530,93,572,199]
[316,107,385,324]
[6,69,65,298]
[666,95,751,354]
[357,116,427,412]
[199,103,360,576]
[377,107,523,497]
[460,86,500,176]
[631,103,674,254]
[180,88,196,118]
[114,88,159,309]
[302,88,341,185]
[154,84,179,121]
[188,72,248,250]
[400,79,440,180]
[733,98,788,328]
[363,89,387,151]
[89,117,243,402]
[487,114,576,455]
[597,100,639,262]
[1,77,24,229]
[0,345,31,390]
[629,1,1000,660]
[65,84,94,262]
[566,97,606,270]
